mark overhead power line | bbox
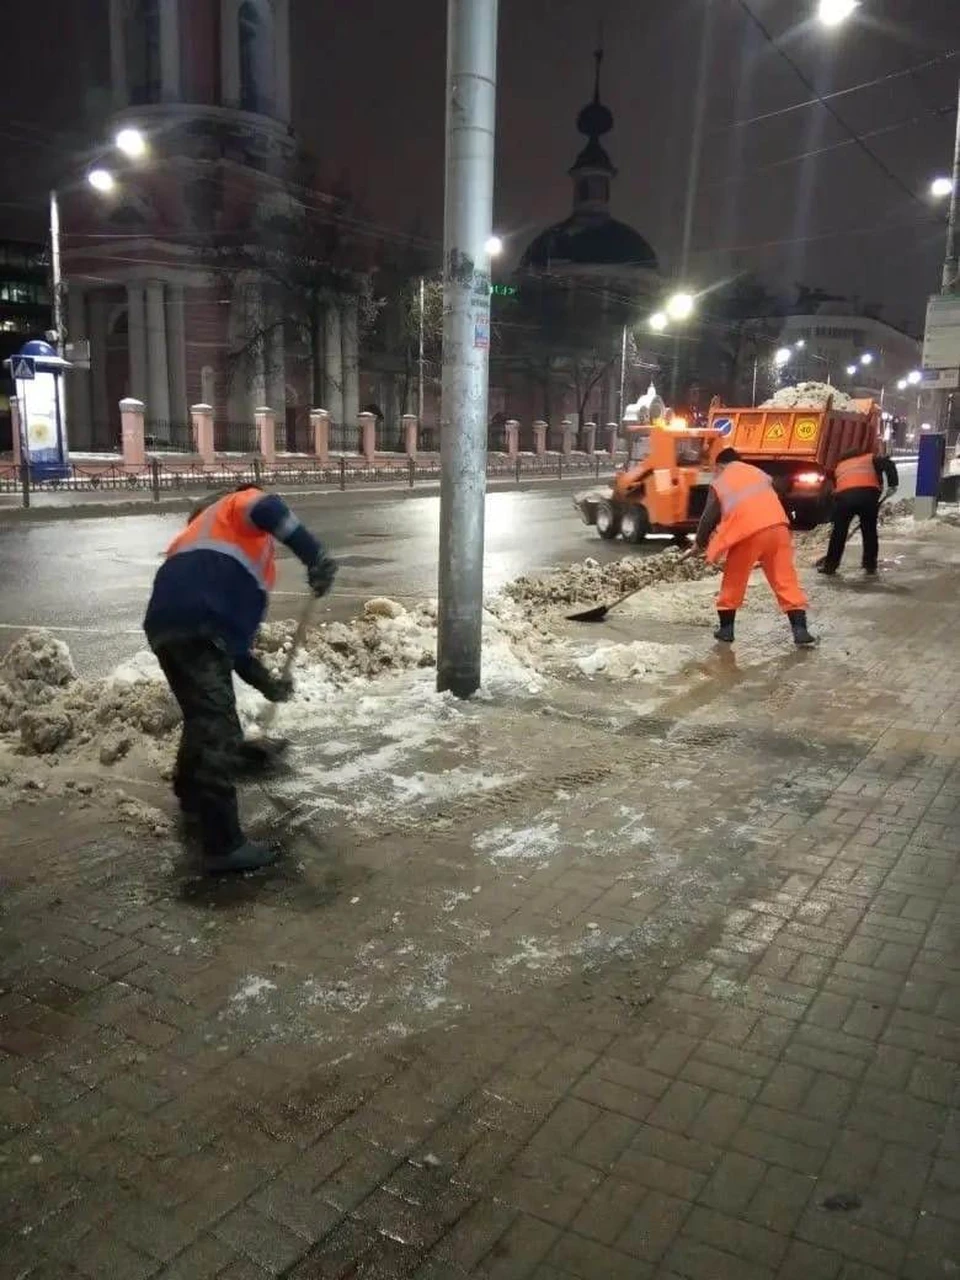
[734,0,940,212]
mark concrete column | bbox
[145,281,170,432]
[90,293,110,433]
[310,408,330,463]
[10,397,21,468]
[402,413,418,458]
[65,286,91,449]
[159,0,181,100]
[505,419,519,458]
[533,420,547,456]
[341,294,360,429]
[191,403,215,464]
[120,397,146,467]
[324,303,344,424]
[256,406,276,465]
[126,282,147,403]
[560,417,575,456]
[606,423,619,458]
[267,320,286,422]
[359,411,377,463]
[583,421,597,455]
[166,283,187,425]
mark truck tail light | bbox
[795,471,822,487]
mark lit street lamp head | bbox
[860,352,874,366]
[649,311,668,333]
[794,339,805,349]
[774,347,792,367]
[897,380,907,391]
[115,127,147,159]
[87,168,116,193]
[817,0,859,27]
[666,291,694,321]
[907,370,922,385]
[846,364,857,376]
[931,176,954,199]
[484,235,503,257]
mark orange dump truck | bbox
[706,394,880,529]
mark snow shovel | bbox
[255,594,317,735]
[567,583,649,623]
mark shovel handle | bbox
[257,595,316,732]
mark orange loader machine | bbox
[574,394,879,543]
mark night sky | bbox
[1,0,956,332]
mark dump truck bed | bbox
[707,402,878,472]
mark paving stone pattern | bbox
[1,529,959,1278]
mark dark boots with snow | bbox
[788,610,817,647]
[713,610,736,643]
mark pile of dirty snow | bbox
[0,630,77,734]
[575,639,696,680]
[504,550,716,609]
[761,382,854,411]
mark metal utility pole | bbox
[941,78,960,294]
[418,276,426,425]
[49,189,64,356]
[436,0,499,698]
[618,324,628,422]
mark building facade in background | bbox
[61,0,371,451]
[0,241,52,451]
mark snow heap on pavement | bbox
[503,548,716,609]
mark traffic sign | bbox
[922,295,960,370]
[714,416,733,436]
[11,356,35,380]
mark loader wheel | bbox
[620,506,650,544]
[596,501,620,540]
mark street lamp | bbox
[817,0,858,26]
[86,168,116,193]
[774,347,792,367]
[649,311,668,332]
[666,291,695,321]
[846,364,857,376]
[907,369,922,385]
[860,352,874,366]
[931,176,954,199]
[794,339,805,349]
[484,234,503,257]
[115,127,147,159]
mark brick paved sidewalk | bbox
[1,525,959,1278]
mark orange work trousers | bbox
[716,523,808,613]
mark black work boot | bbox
[713,610,736,643]
[788,610,817,647]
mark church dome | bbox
[522,217,658,271]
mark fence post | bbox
[253,457,262,486]
[20,460,30,509]
[339,456,346,491]
[505,418,519,459]
[120,398,147,469]
[408,455,416,488]
[191,404,215,465]
[402,413,419,460]
[150,457,160,502]
[595,455,600,479]
[558,453,563,479]
[359,412,377,464]
[255,407,276,467]
[515,454,521,486]
[533,420,547,456]
[310,408,330,464]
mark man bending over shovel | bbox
[687,448,816,648]
[144,485,337,874]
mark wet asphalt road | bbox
[0,465,918,678]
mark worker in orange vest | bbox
[818,446,898,577]
[144,485,336,874]
[691,447,815,646]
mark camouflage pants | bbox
[152,635,246,856]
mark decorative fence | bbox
[0,451,610,508]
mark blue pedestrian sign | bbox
[714,416,733,437]
[11,355,35,380]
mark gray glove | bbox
[307,552,337,598]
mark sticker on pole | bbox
[11,356,35,380]
[713,416,733,437]
[474,319,490,350]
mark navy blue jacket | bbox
[144,491,322,660]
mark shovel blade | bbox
[567,603,611,622]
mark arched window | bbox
[127,0,161,105]
[238,1,274,114]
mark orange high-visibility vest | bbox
[165,488,276,592]
[834,453,880,495]
[707,461,788,564]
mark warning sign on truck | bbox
[765,421,786,442]
[794,418,818,442]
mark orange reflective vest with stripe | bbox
[707,461,788,564]
[833,453,881,495]
[165,488,277,592]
